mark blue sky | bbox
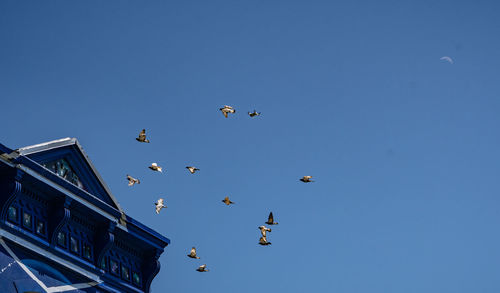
[2,1,500,292]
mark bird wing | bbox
[440,56,454,64]
[222,110,228,118]
[190,247,196,256]
[268,212,274,223]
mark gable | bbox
[17,138,122,211]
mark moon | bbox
[440,56,454,64]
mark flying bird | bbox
[155,198,166,214]
[265,212,278,225]
[440,56,454,64]
[220,105,236,118]
[187,247,200,259]
[248,110,261,117]
[149,163,163,172]
[300,176,314,183]
[196,264,209,272]
[222,196,234,205]
[126,175,140,186]
[258,225,272,238]
[136,129,150,143]
[186,166,200,174]
[259,236,271,246]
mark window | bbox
[132,272,141,287]
[83,243,92,260]
[57,232,66,247]
[36,219,46,237]
[22,212,32,230]
[110,259,119,276]
[100,257,107,271]
[121,265,130,281]
[70,237,79,254]
[7,206,18,223]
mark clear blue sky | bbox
[2,1,500,292]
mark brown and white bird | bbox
[248,110,261,117]
[220,105,236,118]
[136,129,150,143]
[149,163,163,172]
[300,175,314,183]
[259,236,271,246]
[186,166,200,174]
[222,196,234,205]
[265,212,278,225]
[155,198,166,214]
[258,225,272,237]
[126,175,140,186]
[196,264,209,272]
[187,247,200,259]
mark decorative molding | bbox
[0,178,22,221]
[50,197,72,246]
[144,248,163,293]
[96,221,116,273]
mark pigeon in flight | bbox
[259,236,271,246]
[265,212,278,225]
[187,247,200,259]
[300,176,314,183]
[196,264,209,272]
[149,163,163,172]
[126,175,140,186]
[186,166,200,174]
[222,196,234,205]
[258,225,272,238]
[248,110,261,117]
[220,105,236,118]
[155,198,166,214]
[136,129,150,143]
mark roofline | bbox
[17,138,124,213]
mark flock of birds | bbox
[125,106,313,273]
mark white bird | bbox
[300,175,314,183]
[155,198,166,214]
[222,196,234,205]
[136,129,150,143]
[196,264,209,272]
[258,225,272,237]
[248,110,261,117]
[149,163,163,172]
[126,175,140,186]
[220,105,236,118]
[187,247,200,259]
[440,56,454,64]
[265,212,278,225]
[259,236,271,246]
[186,166,200,174]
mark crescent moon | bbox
[440,56,454,64]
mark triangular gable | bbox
[17,138,122,212]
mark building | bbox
[0,138,170,293]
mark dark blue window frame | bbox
[57,231,67,248]
[21,210,33,231]
[121,263,131,282]
[70,235,80,256]
[82,242,93,261]
[132,271,142,288]
[7,206,19,225]
[35,217,47,238]
[110,258,120,276]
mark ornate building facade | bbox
[0,138,170,293]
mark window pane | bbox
[57,232,66,247]
[23,213,32,229]
[83,243,92,260]
[110,260,119,275]
[121,265,130,280]
[133,272,141,286]
[70,237,79,254]
[100,257,107,270]
[36,221,46,236]
[8,206,17,223]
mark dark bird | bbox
[265,212,278,225]
[259,236,271,246]
[220,105,236,118]
[222,196,234,205]
[300,175,314,183]
[186,166,200,174]
[187,247,200,259]
[149,163,163,173]
[258,225,272,237]
[196,264,209,272]
[136,129,150,143]
[126,175,140,186]
[248,110,261,117]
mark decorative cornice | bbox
[144,248,164,293]
[50,197,72,246]
[96,221,117,274]
[0,179,21,221]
